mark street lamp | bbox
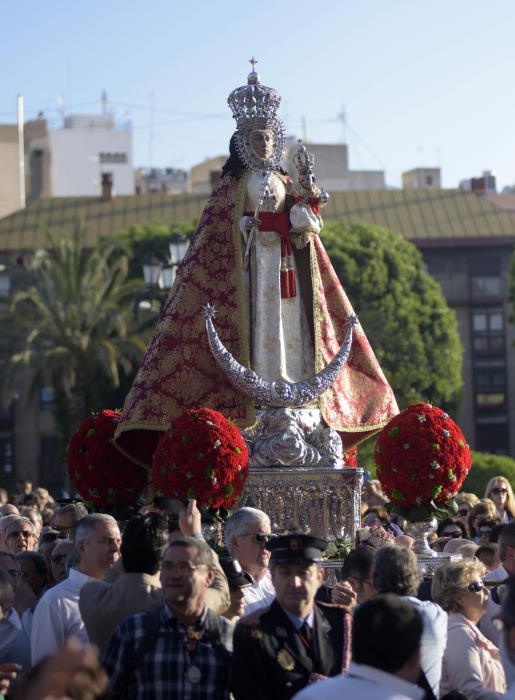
[142,257,162,289]
[134,234,190,316]
[169,232,189,266]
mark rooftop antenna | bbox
[148,90,155,168]
[101,89,108,115]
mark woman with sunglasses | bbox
[432,559,506,698]
[485,477,515,524]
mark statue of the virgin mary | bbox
[115,61,398,467]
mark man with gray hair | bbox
[4,517,37,555]
[31,513,121,664]
[51,501,89,539]
[224,507,275,615]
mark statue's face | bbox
[249,129,275,161]
[299,171,316,191]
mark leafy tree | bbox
[461,450,515,496]
[3,222,152,452]
[322,222,463,414]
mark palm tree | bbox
[3,222,154,449]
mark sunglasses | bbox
[8,530,34,539]
[241,533,272,545]
[457,509,470,517]
[443,530,462,538]
[468,581,485,593]
[491,488,508,495]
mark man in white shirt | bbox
[293,594,424,700]
[31,513,121,664]
[224,507,275,615]
[372,545,447,699]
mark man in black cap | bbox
[231,534,352,700]
[220,558,252,623]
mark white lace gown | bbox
[240,171,321,384]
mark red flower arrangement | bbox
[151,408,249,511]
[374,403,471,521]
[343,446,358,468]
[67,410,148,508]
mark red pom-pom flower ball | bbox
[67,410,148,508]
[151,408,249,510]
[374,403,471,520]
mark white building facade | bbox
[26,114,134,199]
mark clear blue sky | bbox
[2,0,514,189]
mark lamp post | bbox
[133,234,189,316]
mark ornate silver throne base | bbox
[240,465,363,543]
[238,408,363,547]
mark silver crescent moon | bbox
[202,303,358,408]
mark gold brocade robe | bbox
[115,172,398,467]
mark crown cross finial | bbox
[249,57,258,71]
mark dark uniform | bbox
[231,535,352,700]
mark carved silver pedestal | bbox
[240,466,363,543]
[243,408,343,468]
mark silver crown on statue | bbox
[292,140,315,175]
[227,57,282,129]
[227,58,286,173]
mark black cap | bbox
[268,534,328,565]
[220,558,253,589]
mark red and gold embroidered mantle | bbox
[115,173,398,468]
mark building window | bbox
[99,152,128,164]
[475,421,509,455]
[469,257,503,301]
[424,255,449,276]
[470,276,502,299]
[471,309,504,355]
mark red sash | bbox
[244,211,296,298]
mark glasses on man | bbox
[468,580,485,593]
[457,509,470,517]
[491,488,508,495]
[6,569,20,579]
[7,530,34,539]
[240,533,273,546]
[161,561,208,576]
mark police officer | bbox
[231,534,352,700]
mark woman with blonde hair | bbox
[432,558,506,698]
[484,476,515,524]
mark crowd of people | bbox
[0,476,513,699]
